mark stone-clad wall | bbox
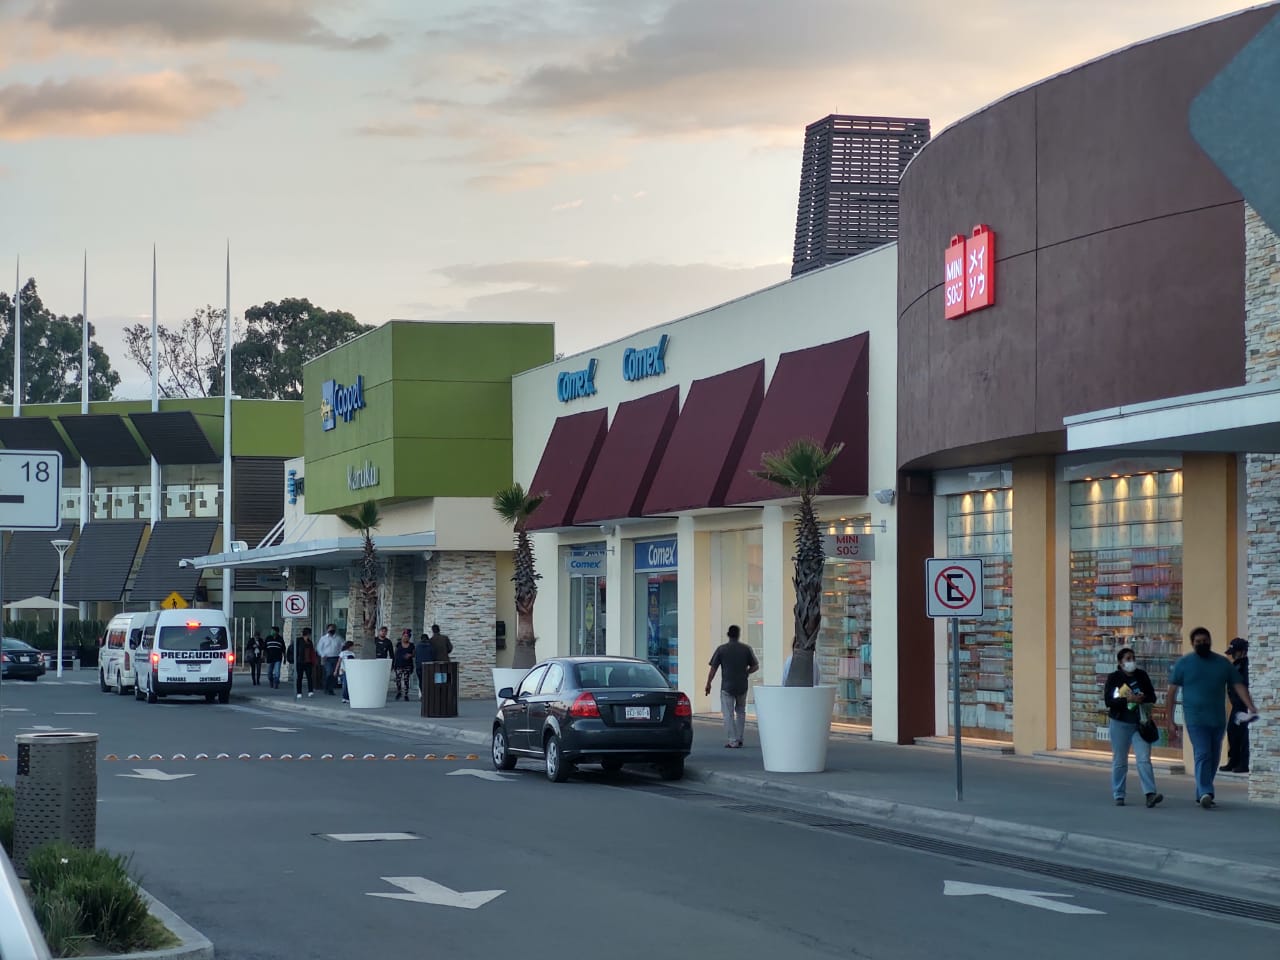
[1243,204,1280,805]
[424,552,497,699]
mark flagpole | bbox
[13,256,20,417]
[149,248,160,539]
[222,243,233,623]
[79,254,90,619]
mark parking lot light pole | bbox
[51,539,72,678]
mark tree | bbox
[122,305,239,399]
[227,298,372,400]
[751,438,844,687]
[0,279,121,403]
[338,499,381,657]
[492,484,546,669]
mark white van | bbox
[132,609,234,704]
[98,613,145,695]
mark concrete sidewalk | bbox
[232,686,1280,896]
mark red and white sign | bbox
[925,558,985,619]
[282,591,310,619]
[942,225,997,319]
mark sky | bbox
[0,0,1261,399]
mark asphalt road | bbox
[2,677,1275,960]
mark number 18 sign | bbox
[0,450,62,531]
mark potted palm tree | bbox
[337,499,391,708]
[492,484,545,703]
[750,438,844,772]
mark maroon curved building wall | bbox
[897,7,1274,470]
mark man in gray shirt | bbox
[705,625,758,749]
[316,624,342,696]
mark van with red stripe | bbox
[132,610,234,704]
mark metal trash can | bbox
[420,661,458,718]
[13,732,98,875]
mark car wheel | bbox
[600,758,624,774]
[217,690,230,705]
[99,670,110,693]
[204,694,215,703]
[146,686,158,704]
[116,671,128,696]
[658,759,684,781]
[134,683,144,702]
[492,727,517,771]
[544,734,571,783]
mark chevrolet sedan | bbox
[493,656,693,782]
[2,638,46,681]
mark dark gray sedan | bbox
[1,637,46,681]
[493,656,693,782]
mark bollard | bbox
[12,732,98,875]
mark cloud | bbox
[0,69,243,140]
[550,198,583,211]
[423,259,790,354]
[24,0,390,51]
[355,120,427,138]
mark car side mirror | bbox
[498,687,515,700]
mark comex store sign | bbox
[321,375,366,431]
[634,539,678,572]
[623,334,669,382]
[558,360,598,403]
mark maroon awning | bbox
[573,387,681,524]
[643,362,765,515]
[724,333,869,504]
[525,409,609,531]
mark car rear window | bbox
[1,637,36,652]
[158,624,229,651]
[574,662,670,690]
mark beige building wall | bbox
[1012,458,1057,755]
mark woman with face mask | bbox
[1103,647,1162,808]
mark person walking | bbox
[429,623,453,662]
[1222,637,1252,774]
[1165,626,1259,808]
[246,632,264,686]
[414,632,433,700]
[263,628,285,689]
[317,624,342,696]
[336,640,357,704]
[393,630,416,701]
[374,626,393,661]
[704,625,758,748]
[1104,647,1162,808]
[289,628,316,699]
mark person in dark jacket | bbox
[287,629,316,699]
[1221,637,1251,774]
[246,632,264,686]
[263,628,285,689]
[429,624,453,662]
[414,633,433,698]
[374,626,394,661]
[1104,647,1162,808]
[392,630,416,701]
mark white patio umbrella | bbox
[3,596,76,611]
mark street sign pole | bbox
[951,616,963,802]
[925,556,985,805]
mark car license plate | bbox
[186,663,204,672]
[625,706,650,720]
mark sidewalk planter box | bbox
[752,685,837,773]
[344,658,392,709]
[491,668,528,707]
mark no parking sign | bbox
[282,591,310,619]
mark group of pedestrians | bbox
[1108,626,1258,810]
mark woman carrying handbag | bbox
[1104,647,1163,808]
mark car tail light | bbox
[0,654,11,663]
[675,693,692,717]
[123,653,131,670]
[226,651,235,667]
[150,651,160,668]
[569,692,600,718]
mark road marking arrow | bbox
[325,833,418,842]
[446,769,513,782]
[0,707,29,712]
[253,726,299,733]
[367,877,504,910]
[117,769,196,782]
[55,712,96,716]
[943,881,1104,915]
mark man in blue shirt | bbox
[1165,626,1257,808]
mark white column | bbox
[222,246,233,621]
[13,256,21,416]
[869,499,900,744]
[604,530,625,657]
[79,255,90,618]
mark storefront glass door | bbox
[569,575,607,656]
[634,538,679,685]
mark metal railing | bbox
[0,844,53,960]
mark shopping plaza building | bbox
[4,7,1277,800]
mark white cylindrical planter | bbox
[752,685,837,773]
[345,659,393,709]
[492,668,528,707]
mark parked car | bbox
[1,637,47,681]
[493,656,692,783]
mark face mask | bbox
[1121,660,1137,673]
[1194,642,1212,658]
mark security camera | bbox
[599,524,615,536]
[872,488,896,506]
[178,559,193,569]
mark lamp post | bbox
[51,539,72,679]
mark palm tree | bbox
[752,438,844,687]
[338,499,381,655]
[492,483,546,669]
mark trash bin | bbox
[420,661,458,718]
[12,732,98,875]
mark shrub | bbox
[26,842,154,954]
[33,890,87,957]
[0,785,13,857]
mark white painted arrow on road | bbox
[367,877,504,910]
[253,726,299,733]
[943,881,1104,915]
[117,769,196,782]
[446,769,513,782]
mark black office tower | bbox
[791,115,930,277]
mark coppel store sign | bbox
[634,538,678,572]
[321,375,366,431]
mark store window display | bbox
[1068,470,1183,756]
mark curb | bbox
[233,695,490,746]
[113,887,214,960]
[683,766,1280,896]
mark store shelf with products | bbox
[819,560,872,723]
